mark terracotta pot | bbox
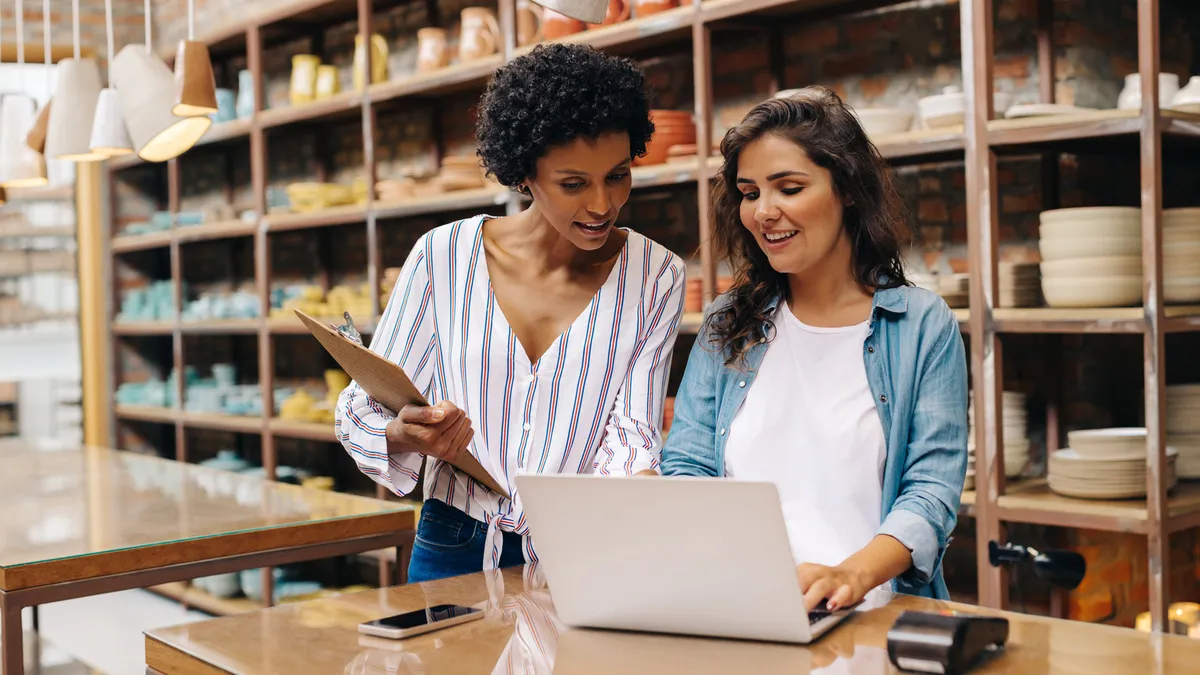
[417,27,450,72]
[685,278,703,313]
[544,8,587,39]
[460,7,502,63]
[588,0,630,28]
[634,0,679,17]
[516,0,544,47]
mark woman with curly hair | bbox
[660,87,967,609]
[335,43,685,583]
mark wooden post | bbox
[962,0,1007,611]
[692,2,715,305]
[76,162,112,448]
[1136,0,1169,633]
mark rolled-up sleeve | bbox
[335,235,437,496]
[878,305,968,585]
[595,257,686,475]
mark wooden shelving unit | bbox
[99,0,1199,630]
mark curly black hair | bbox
[475,42,655,189]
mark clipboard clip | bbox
[335,311,364,346]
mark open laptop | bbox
[514,474,856,644]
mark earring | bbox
[517,184,530,196]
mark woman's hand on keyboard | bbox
[386,401,475,463]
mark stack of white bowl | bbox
[938,273,969,309]
[998,261,1040,308]
[1167,383,1200,478]
[967,391,1029,482]
[1049,428,1177,499]
[1164,209,1200,303]
[1039,207,1142,308]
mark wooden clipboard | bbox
[295,309,510,498]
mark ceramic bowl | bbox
[851,108,913,136]
[1068,427,1147,459]
[1040,219,1140,241]
[1039,236,1141,261]
[917,86,1013,128]
[1039,205,1140,223]
[1165,276,1200,304]
[1039,255,1141,277]
[1042,275,1141,308]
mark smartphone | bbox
[358,604,485,639]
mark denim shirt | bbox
[660,284,968,599]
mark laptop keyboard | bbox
[808,608,831,622]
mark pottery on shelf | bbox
[459,7,502,63]
[236,69,255,118]
[635,0,679,17]
[516,0,544,46]
[289,55,321,105]
[417,27,450,73]
[850,107,913,137]
[1117,72,1180,111]
[543,8,587,39]
[588,0,630,28]
[353,33,389,92]
[211,88,236,124]
[314,65,341,99]
[917,85,1012,128]
[1171,76,1200,114]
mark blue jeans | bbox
[407,499,526,583]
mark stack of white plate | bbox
[1049,427,1178,499]
[938,273,969,309]
[967,391,1029,479]
[1167,383,1200,478]
[1164,209,1200,303]
[999,261,1040,308]
[1038,207,1142,308]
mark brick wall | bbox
[179,142,253,214]
[0,2,143,72]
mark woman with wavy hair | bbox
[661,87,967,609]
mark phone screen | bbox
[367,604,481,630]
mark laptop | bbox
[514,474,856,644]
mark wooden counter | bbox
[145,567,1200,674]
[0,441,416,674]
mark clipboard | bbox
[294,309,510,498]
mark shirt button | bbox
[720,428,726,436]
[522,423,531,431]
[880,395,887,403]
[867,346,875,353]
[738,380,746,388]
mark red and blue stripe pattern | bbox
[335,215,686,569]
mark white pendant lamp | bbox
[110,0,210,162]
[172,0,217,116]
[0,0,48,188]
[530,0,607,23]
[46,0,104,161]
[88,0,132,157]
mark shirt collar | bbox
[760,277,909,317]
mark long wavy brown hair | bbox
[705,86,912,368]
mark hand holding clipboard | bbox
[295,309,511,498]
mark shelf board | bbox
[195,117,253,147]
[115,404,178,424]
[533,5,695,54]
[180,411,264,434]
[147,582,263,616]
[986,108,1200,149]
[5,184,74,202]
[701,0,865,22]
[679,312,703,334]
[267,314,378,334]
[369,56,504,105]
[263,204,369,233]
[0,225,75,238]
[990,305,1200,334]
[175,219,258,244]
[111,320,174,336]
[631,160,704,189]
[874,127,964,162]
[994,478,1200,534]
[270,418,335,442]
[111,230,173,253]
[373,187,509,221]
[179,319,262,334]
[257,91,363,130]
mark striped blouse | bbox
[335,214,686,571]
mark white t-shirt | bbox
[725,302,887,571]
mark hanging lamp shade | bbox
[110,44,210,162]
[172,40,218,116]
[88,88,134,157]
[0,94,48,187]
[530,0,606,23]
[26,99,52,153]
[46,58,104,160]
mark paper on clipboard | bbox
[294,309,510,498]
